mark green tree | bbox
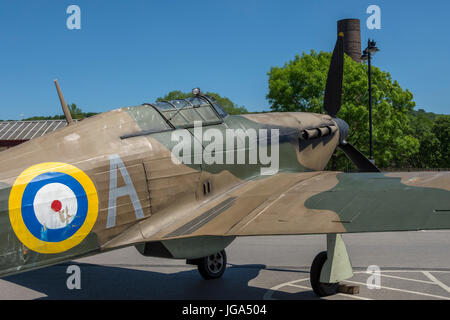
[156,90,248,115]
[23,103,97,121]
[267,50,419,170]
[432,116,450,167]
[67,103,83,119]
[408,110,441,168]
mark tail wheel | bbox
[197,250,227,280]
[310,251,339,297]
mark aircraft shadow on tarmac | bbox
[3,263,320,300]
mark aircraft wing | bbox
[104,171,450,249]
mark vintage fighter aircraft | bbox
[0,33,449,297]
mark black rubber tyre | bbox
[197,250,227,280]
[310,251,339,297]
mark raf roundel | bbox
[9,162,99,254]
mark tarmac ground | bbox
[1,231,450,300]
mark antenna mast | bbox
[53,79,74,125]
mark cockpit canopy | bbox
[122,95,228,139]
[152,95,227,128]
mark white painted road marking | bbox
[422,271,450,293]
[264,270,450,300]
[344,279,450,300]
[264,277,372,300]
[374,273,435,284]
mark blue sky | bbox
[0,0,449,119]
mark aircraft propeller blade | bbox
[323,32,344,118]
[323,33,380,173]
[338,142,380,172]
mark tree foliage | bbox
[408,110,441,168]
[432,116,450,167]
[23,103,98,121]
[267,50,425,170]
[156,90,248,115]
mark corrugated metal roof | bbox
[0,120,70,141]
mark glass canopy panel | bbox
[165,111,189,127]
[154,101,176,110]
[151,97,226,128]
[124,105,172,132]
[179,109,204,122]
[203,95,228,118]
[170,100,188,109]
[211,101,228,118]
[186,96,207,107]
[195,105,220,121]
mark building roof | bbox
[0,120,70,141]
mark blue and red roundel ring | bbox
[8,162,99,254]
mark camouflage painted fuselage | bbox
[0,105,449,278]
[0,106,338,276]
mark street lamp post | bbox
[361,39,379,164]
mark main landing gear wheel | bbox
[197,250,227,280]
[310,251,339,297]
